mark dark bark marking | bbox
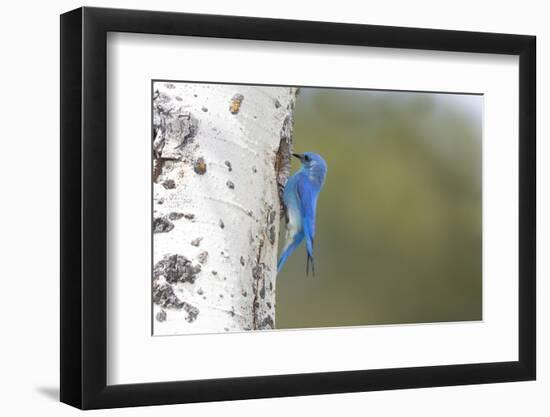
[162,179,176,189]
[259,280,266,299]
[173,112,199,150]
[229,93,244,114]
[168,212,184,220]
[153,216,175,234]
[275,113,295,214]
[268,225,276,245]
[257,315,274,330]
[152,90,199,186]
[191,237,203,247]
[153,280,184,308]
[153,254,201,284]
[183,303,200,322]
[155,310,167,322]
[251,239,266,330]
[152,254,202,323]
[193,157,207,175]
[197,251,208,264]
[153,159,165,183]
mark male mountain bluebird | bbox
[277,152,327,276]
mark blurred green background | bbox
[276,88,482,329]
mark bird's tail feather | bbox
[306,254,315,277]
[277,232,304,273]
[305,236,315,277]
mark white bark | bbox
[152,81,297,335]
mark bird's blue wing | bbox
[297,175,318,275]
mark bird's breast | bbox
[284,183,302,234]
[287,201,302,235]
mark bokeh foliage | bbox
[276,88,482,329]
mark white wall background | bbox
[0,0,545,415]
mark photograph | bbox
[151,81,483,336]
[55,4,538,411]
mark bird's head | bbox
[292,152,327,184]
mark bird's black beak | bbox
[292,153,303,160]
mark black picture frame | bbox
[60,6,536,410]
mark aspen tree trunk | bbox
[152,81,297,335]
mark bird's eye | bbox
[304,155,310,162]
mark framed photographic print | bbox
[60,6,536,409]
